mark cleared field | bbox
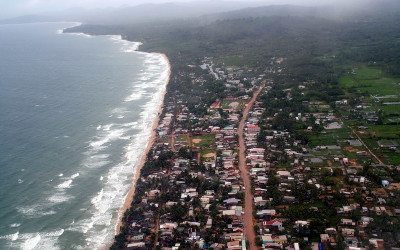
[221,99,249,110]
[175,135,187,142]
[340,66,400,96]
[192,134,216,147]
[309,126,352,147]
[364,125,400,139]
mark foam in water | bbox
[56,173,79,189]
[47,193,73,204]
[12,230,64,250]
[22,233,41,250]
[89,128,126,151]
[1,24,169,249]
[0,231,19,241]
[17,204,57,218]
[57,180,73,189]
[69,51,169,249]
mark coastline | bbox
[114,52,171,236]
[60,23,171,248]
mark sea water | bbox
[0,22,168,249]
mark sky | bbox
[0,0,351,19]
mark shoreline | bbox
[60,23,171,248]
[114,52,171,236]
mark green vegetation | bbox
[308,127,352,147]
[192,134,216,147]
[175,135,187,142]
[221,100,248,110]
[340,66,400,96]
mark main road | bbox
[238,87,263,250]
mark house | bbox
[342,228,355,237]
[247,125,261,134]
[131,234,145,241]
[262,234,273,243]
[341,219,356,226]
[382,180,389,187]
[320,234,330,243]
[263,219,284,231]
[273,235,288,244]
[257,209,276,218]
[254,196,267,206]
[227,240,241,249]
[369,238,384,249]
[283,196,296,203]
[295,220,310,227]
[325,228,337,235]
[277,171,291,178]
[160,222,178,230]
[127,242,146,249]
[224,198,241,205]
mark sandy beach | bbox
[114,52,171,235]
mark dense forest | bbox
[65,3,400,84]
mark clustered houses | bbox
[118,56,400,250]
[121,57,275,250]
[246,80,400,249]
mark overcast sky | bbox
[0,0,349,19]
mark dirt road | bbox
[238,87,263,250]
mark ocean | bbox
[0,22,168,249]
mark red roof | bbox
[264,219,283,226]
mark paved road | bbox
[238,87,263,250]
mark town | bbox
[113,55,400,250]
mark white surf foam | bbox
[109,35,142,53]
[43,229,64,237]
[89,128,126,151]
[48,193,73,204]
[17,205,57,218]
[91,188,104,206]
[0,231,19,241]
[57,180,72,189]
[124,89,148,102]
[11,231,19,241]
[13,229,64,250]
[22,233,41,250]
[71,173,80,179]
[67,52,168,249]
[56,172,79,189]
[101,124,113,131]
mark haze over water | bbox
[0,22,168,249]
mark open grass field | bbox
[340,65,400,96]
[380,105,400,115]
[192,134,216,147]
[338,65,400,165]
[175,135,187,142]
[221,99,249,110]
[200,149,217,161]
[363,125,400,139]
[309,126,352,147]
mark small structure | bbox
[382,180,390,187]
